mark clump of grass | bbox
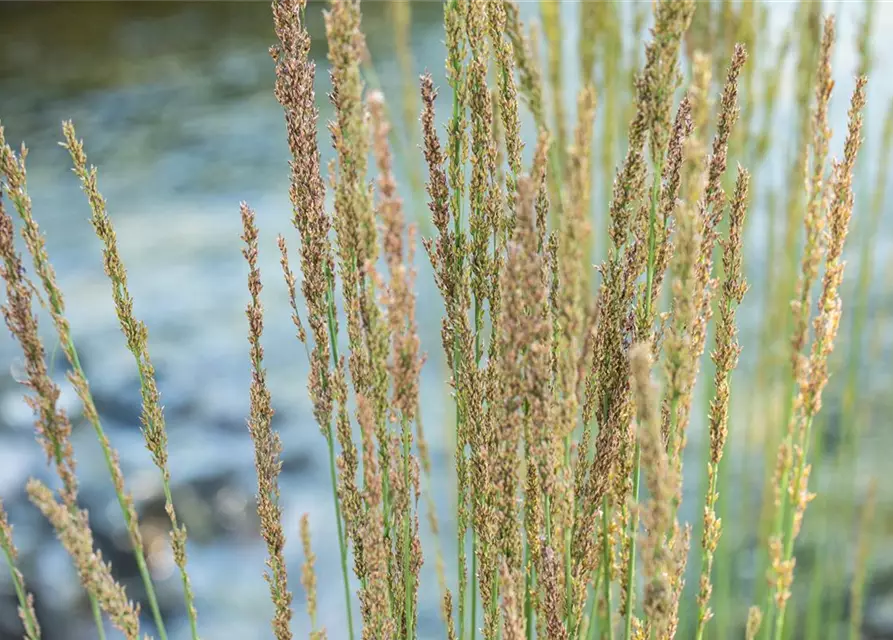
[0,0,881,638]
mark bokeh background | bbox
[1,1,892,638]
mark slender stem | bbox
[470,284,483,640]
[583,563,601,640]
[89,598,106,640]
[598,498,614,640]
[323,270,356,640]
[564,436,573,636]
[41,395,110,640]
[162,481,199,640]
[5,189,167,639]
[524,546,534,640]
[360,58,432,237]
[696,295,734,639]
[445,8,468,632]
[624,157,663,638]
[623,440,642,640]
[326,429,355,640]
[771,415,816,640]
[767,323,824,640]
[0,543,41,640]
[402,422,414,640]
[471,534,478,640]
[68,345,167,640]
[456,385,465,640]
[489,566,499,637]
[131,361,199,640]
[695,467,719,640]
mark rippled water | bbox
[1,2,891,638]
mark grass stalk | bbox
[0,502,41,640]
[623,154,664,638]
[0,2,886,639]
[0,134,168,640]
[64,123,198,640]
[598,498,614,640]
[323,267,357,640]
[402,426,414,640]
[848,479,877,640]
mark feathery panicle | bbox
[488,1,522,190]
[466,0,499,345]
[0,499,41,640]
[420,67,477,640]
[326,11,390,553]
[242,203,293,640]
[277,235,307,346]
[541,545,568,640]
[497,175,550,574]
[0,127,67,336]
[746,606,763,640]
[559,86,597,631]
[500,561,525,640]
[563,86,597,334]
[420,74,451,241]
[685,45,748,392]
[791,17,835,378]
[642,95,694,338]
[272,4,356,634]
[697,167,750,636]
[769,71,867,640]
[381,89,447,605]
[443,590,457,640]
[682,51,712,206]
[540,0,567,174]
[631,343,678,639]
[582,1,699,440]
[369,91,423,427]
[62,122,199,636]
[369,88,424,640]
[444,0,469,233]
[0,3,882,639]
[272,0,337,440]
[503,1,545,131]
[27,480,140,640]
[327,0,389,456]
[0,194,78,508]
[804,75,866,422]
[576,10,700,636]
[356,395,394,639]
[704,44,747,223]
[326,0,376,276]
[1,124,167,638]
[300,514,325,640]
[637,0,695,164]
[711,168,750,463]
[659,98,698,462]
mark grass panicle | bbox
[1,125,166,639]
[27,479,141,640]
[0,2,884,639]
[0,498,40,640]
[242,202,294,639]
[63,122,200,640]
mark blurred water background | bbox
[1,1,893,638]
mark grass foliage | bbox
[0,1,888,638]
